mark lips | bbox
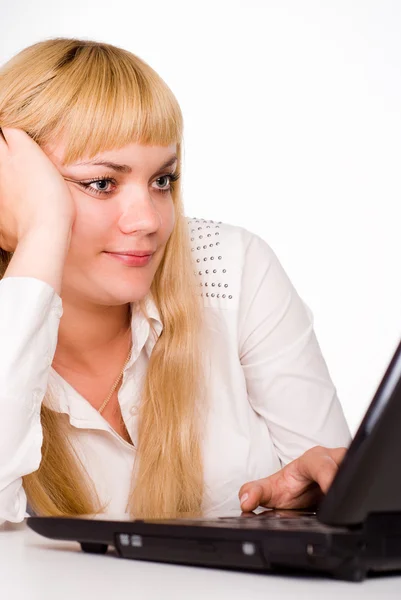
[105,251,154,257]
[103,252,154,266]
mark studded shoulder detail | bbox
[186,217,243,310]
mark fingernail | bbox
[240,493,249,507]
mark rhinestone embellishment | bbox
[187,218,233,302]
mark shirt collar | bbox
[127,289,163,368]
[46,291,163,423]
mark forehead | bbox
[44,137,177,168]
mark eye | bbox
[153,171,181,195]
[76,177,116,196]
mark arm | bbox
[3,222,72,294]
[0,224,70,524]
[238,232,351,466]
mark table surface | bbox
[1,520,401,599]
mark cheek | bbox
[69,206,108,252]
[163,203,175,238]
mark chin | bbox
[101,279,152,305]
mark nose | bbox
[117,187,163,234]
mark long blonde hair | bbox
[0,38,210,519]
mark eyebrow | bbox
[71,154,178,175]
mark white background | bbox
[1,0,400,435]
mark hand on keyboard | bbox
[238,445,347,513]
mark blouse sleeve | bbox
[238,231,351,467]
[0,276,62,525]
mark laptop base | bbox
[28,511,401,582]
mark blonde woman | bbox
[0,38,350,526]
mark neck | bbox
[52,299,132,377]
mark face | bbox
[44,140,177,308]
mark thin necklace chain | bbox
[98,328,132,415]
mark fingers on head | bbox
[0,127,21,154]
[0,127,31,152]
[0,126,8,150]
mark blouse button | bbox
[130,405,139,416]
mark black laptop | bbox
[27,338,401,582]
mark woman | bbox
[0,38,350,525]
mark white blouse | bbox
[0,217,351,525]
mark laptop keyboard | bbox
[149,511,329,532]
[217,514,318,530]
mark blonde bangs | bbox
[0,38,183,164]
